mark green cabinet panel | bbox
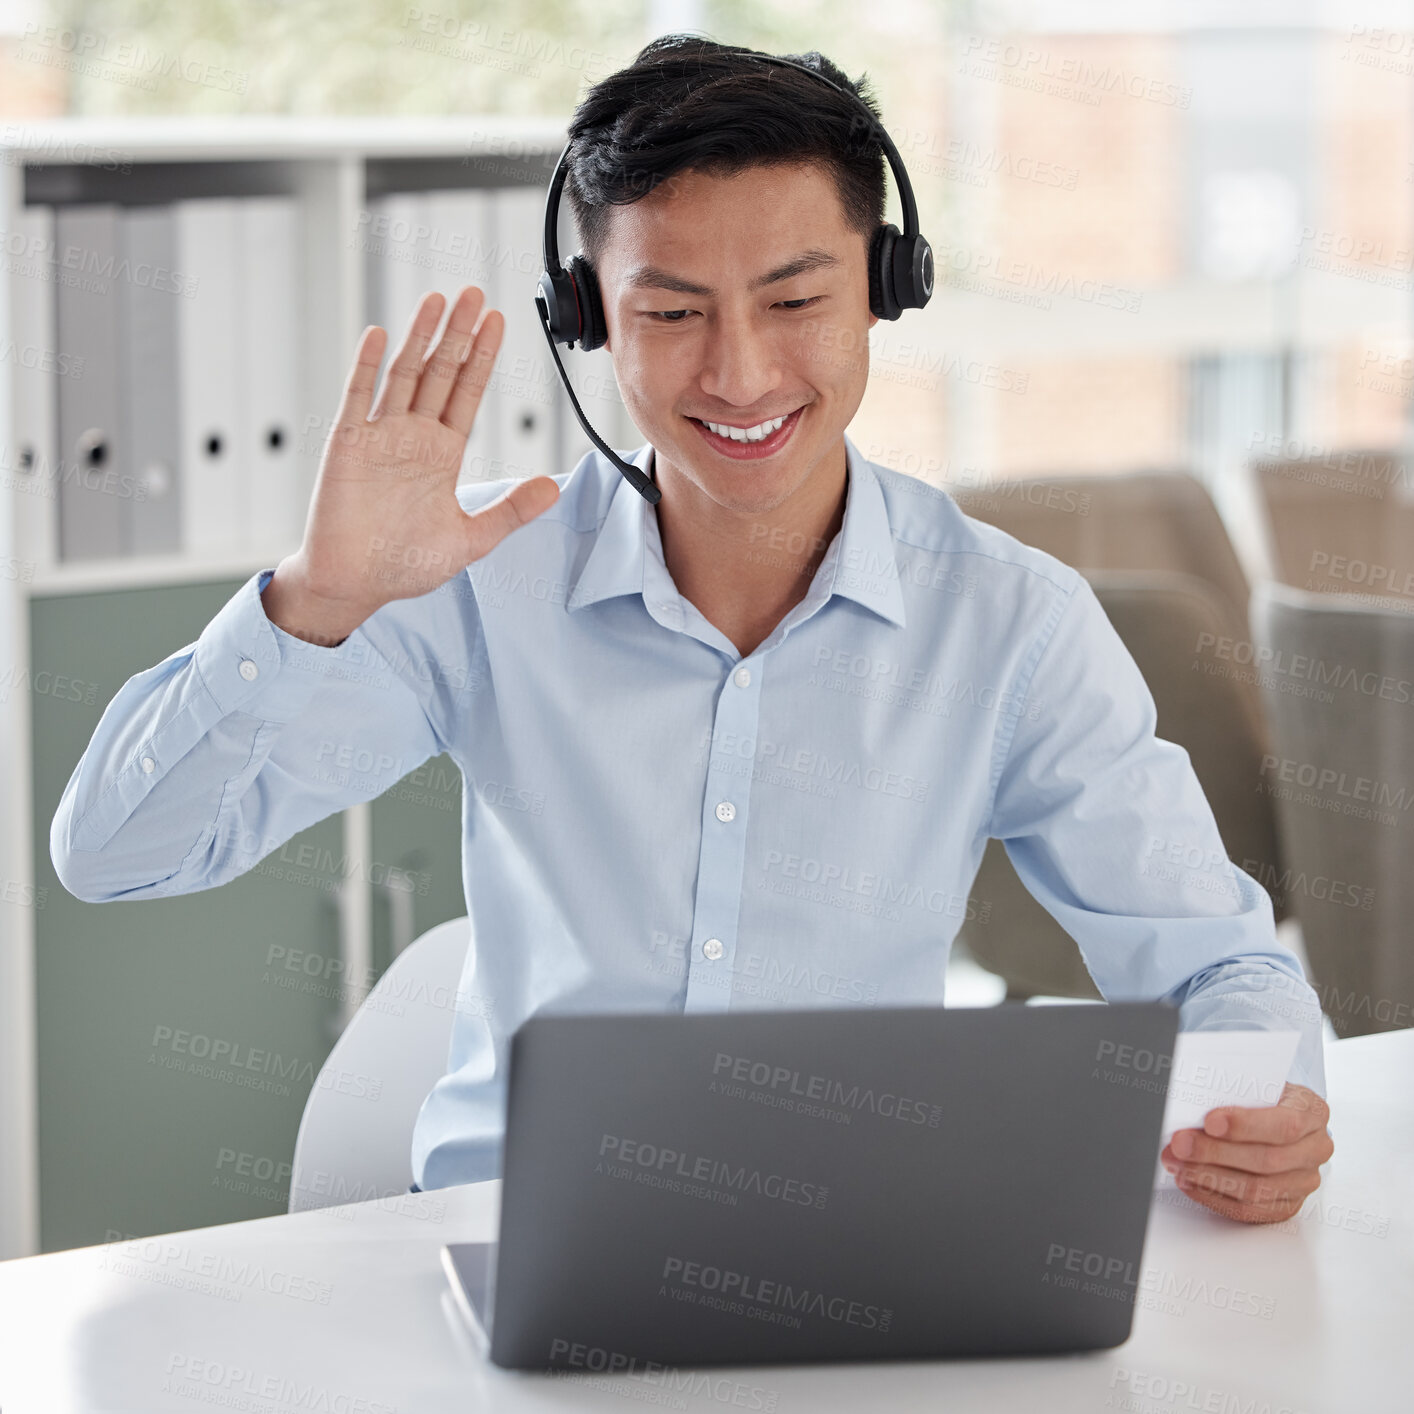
[368,753,466,979]
[32,581,470,1252]
[32,580,347,1251]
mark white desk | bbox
[1,1032,1409,1414]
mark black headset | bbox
[534,51,935,505]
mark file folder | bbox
[238,196,301,557]
[368,190,503,487]
[424,188,500,486]
[175,197,245,557]
[120,205,182,556]
[367,189,429,476]
[55,204,124,561]
[368,191,427,350]
[491,186,556,484]
[8,204,59,566]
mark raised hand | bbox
[263,286,560,646]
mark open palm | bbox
[293,285,560,622]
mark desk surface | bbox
[1,1031,1409,1414]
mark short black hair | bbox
[564,34,888,268]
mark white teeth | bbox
[701,413,789,444]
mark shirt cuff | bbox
[194,568,369,725]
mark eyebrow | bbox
[623,248,841,297]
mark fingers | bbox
[461,475,560,563]
[1176,1176,1303,1224]
[1164,1122,1334,1176]
[371,291,445,420]
[336,325,388,427]
[410,286,486,421]
[1169,1158,1321,1221]
[442,309,505,438]
[1203,1084,1330,1147]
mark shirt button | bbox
[702,938,724,961]
[714,801,736,822]
[733,666,751,687]
[140,756,155,774]
[239,659,259,681]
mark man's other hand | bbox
[1160,1082,1334,1223]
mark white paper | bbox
[1155,1028,1301,1188]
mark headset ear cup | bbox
[867,225,885,318]
[538,267,580,346]
[869,223,902,320]
[568,255,608,352]
[891,233,935,311]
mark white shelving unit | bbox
[0,116,639,1260]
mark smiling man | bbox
[51,35,1332,1222]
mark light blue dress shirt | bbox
[51,434,1326,1190]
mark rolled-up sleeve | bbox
[50,567,476,905]
[986,572,1327,1100]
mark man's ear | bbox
[867,312,878,330]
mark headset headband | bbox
[542,52,923,276]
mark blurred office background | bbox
[1,0,1411,1257]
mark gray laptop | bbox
[442,1001,1178,1370]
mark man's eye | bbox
[654,309,693,322]
[777,297,819,310]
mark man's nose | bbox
[697,312,784,409]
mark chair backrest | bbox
[1252,448,1414,601]
[960,571,1288,998]
[289,915,470,1212]
[1090,571,1284,901]
[1250,581,1414,1038]
[951,469,1253,634]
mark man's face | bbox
[595,161,878,516]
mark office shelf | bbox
[0,116,635,1261]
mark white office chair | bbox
[289,916,470,1213]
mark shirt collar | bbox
[566,434,906,630]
